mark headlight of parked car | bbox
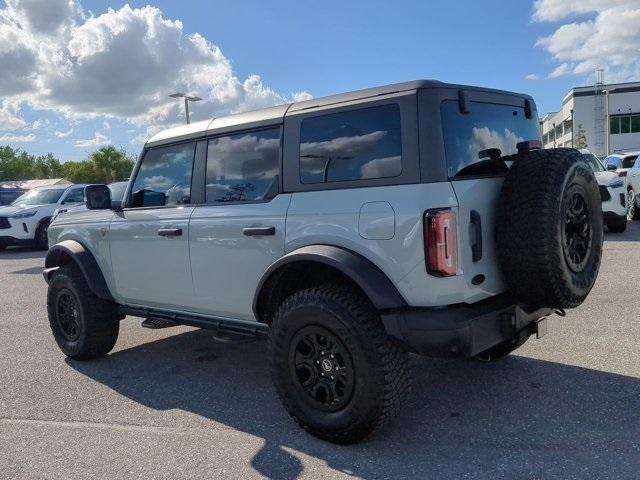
[607,179,624,189]
[10,210,38,219]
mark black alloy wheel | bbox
[562,187,593,273]
[289,325,355,412]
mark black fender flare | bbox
[253,245,407,318]
[43,240,114,302]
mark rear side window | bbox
[299,104,402,184]
[622,156,638,169]
[206,128,280,203]
[441,100,540,178]
[130,142,196,208]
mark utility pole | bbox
[169,93,202,124]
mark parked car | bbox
[0,186,25,206]
[44,80,603,443]
[580,149,628,232]
[0,184,87,251]
[626,159,640,220]
[50,181,129,222]
[602,151,638,180]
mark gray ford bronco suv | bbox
[44,80,603,444]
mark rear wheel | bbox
[270,285,411,444]
[628,189,640,221]
[47,265,119,360]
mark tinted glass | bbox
[62,188,85,204]
[441,100,541,177]
[206,128,280,203]
[299,104,402,184]
[623,155,638,169]
[130,143,195,208]
[632,116,640,133]
[610,117,620,134]
[620,116,631,134]
[11,188,66,206]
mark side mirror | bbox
[606,164,617,171]
[85,185,112,210]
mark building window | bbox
[610,117,620,134]
[632,116,640,133]
[610,115,640,135]
[621,116,631,134]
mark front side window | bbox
[299,104,402,184]
[623,155,638,169]
[129,143,196,208]
[206,128,280,203]
[441,100,540,178]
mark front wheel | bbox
[629,189,640,221]
[35,219,50,250]
[270,285,411,444]
[47,265,120,360]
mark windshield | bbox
[10,188,66,206]
[441,100,541,177]
[582,153,605,172]
[108,182,128,201]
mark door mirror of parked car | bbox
[85,185,112,210]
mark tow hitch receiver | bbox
[535,318,548,339]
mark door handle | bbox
[243,226,275,236]
[158,228,182,237]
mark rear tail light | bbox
[424,209,458,277]
[617,170,628,177]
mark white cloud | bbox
[525,73,540,80]
[0,133,36,142]
[533,1,640,81]
[74,131,109,148]
[0,0,311,133]
[0,100,27,130]
[54,128,73,138]
[103,121,111,130]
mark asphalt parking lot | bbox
[0,224,638,480]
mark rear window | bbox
[622,156,638,169]
[441,100,540,178]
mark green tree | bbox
[574,124,588,149]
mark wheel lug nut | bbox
[330,354,334,358]
[330,375,334,380]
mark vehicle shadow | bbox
[604,219,640,242]
[68,328,640,480]
[0,246,46,259]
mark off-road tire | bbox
[270,284,411,444]
[35,219,50,250]
[607,216,627,233]
[475,329,531,361]
[47,264,119,360]
[628,188,640,221]
[496,148,603,309]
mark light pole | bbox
[169,93,202,124]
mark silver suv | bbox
[43,80,603,443]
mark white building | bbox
[541,80,640,158]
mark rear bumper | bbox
[381,294,552,358]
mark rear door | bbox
[439,97,541,295]
[189,127,290,321]
[109,142,198,309]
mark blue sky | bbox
[1,0,638,161]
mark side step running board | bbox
[119,306,269,338]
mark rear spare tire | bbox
[496,148,602,309]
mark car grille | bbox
[0,217,10,229]
[599,186,611,202]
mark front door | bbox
[189,127,289,321]
[110,142,197,309]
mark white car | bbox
[580,150,628,232]
[626,158,640,220]
[0,184,87,251]
[602,151,638,182]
